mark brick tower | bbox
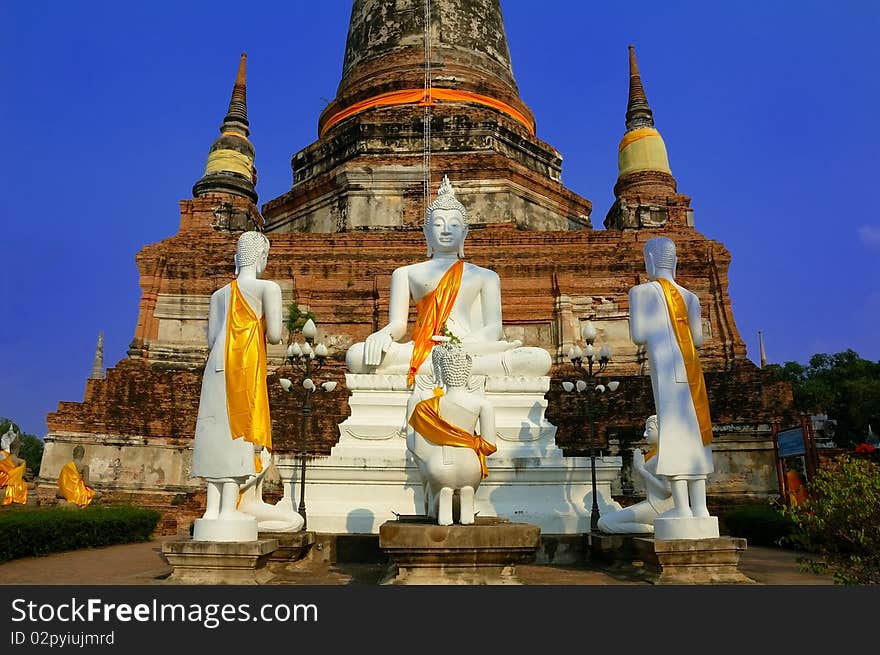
[263,0,592,232]
[39,5,797,532]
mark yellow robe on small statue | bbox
[0,450,27,505]
[57,461,95,508]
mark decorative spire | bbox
[90,331,105,380]
[625,45,655,132]
[604,45,678,229]
[193,53,258,203]
[758,330,768,368]
[223,53,250,136]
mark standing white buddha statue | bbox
[191,230,283,542]
[628,236,718,540]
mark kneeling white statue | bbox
[597,415,673,534]
[406,338,497,526]
[345,175,551,386]
[237,446,304,533]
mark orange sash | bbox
[224,280,272,451]
[407,260,464,387]
[656,278,713,446]
[408,389,497,478]
[319,88,535,137]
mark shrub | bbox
[783,456,880,585]
[0,505,160,564]
[719,502,796,547]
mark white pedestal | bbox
[192,516,258,542]
[275,373,623,534]
[654,516,720,541]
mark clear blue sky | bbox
[1,1,878,438]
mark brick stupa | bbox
[38,1,796,534]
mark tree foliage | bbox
[765,349,880,447]
[783,456,880,585]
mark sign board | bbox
[777,427,806,458]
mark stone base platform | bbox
[588,532,756,585]
[160,538,279,585]
[378,516,541,585]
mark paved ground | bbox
[0,535,835,586]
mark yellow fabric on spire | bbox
[656,278,713,446]
[204,149,254,178]
[408,389,497,478]
[408,259,464,387]
[618,127,671,176]
[224,280,273,451]
[57,461,95,508]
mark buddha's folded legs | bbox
[346,340,552,377]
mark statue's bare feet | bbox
[691,505,711,518]
[658,506,693,519]
[218,507,255,522]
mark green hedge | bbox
[0,505,161,563]
[719,503,797,548]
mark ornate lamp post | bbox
[278,318,337,530]
[562,321,620,532]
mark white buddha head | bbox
[424,175,468,258]
[644,415,659,445]
[643,236,677,280]
[1,425,18,452]
[235,230,270,275]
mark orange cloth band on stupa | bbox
[656,278,713,446]
[320,88,535,137]
[408,388,497,478]
[407,259,464,387]
[224,280,273,451]
[618,127,661,152]
[57,461,95,508]
[0,451,27,505]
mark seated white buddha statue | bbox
[345,175,551,386]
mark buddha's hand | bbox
[364,330,394,366]
[632,449,645,472]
